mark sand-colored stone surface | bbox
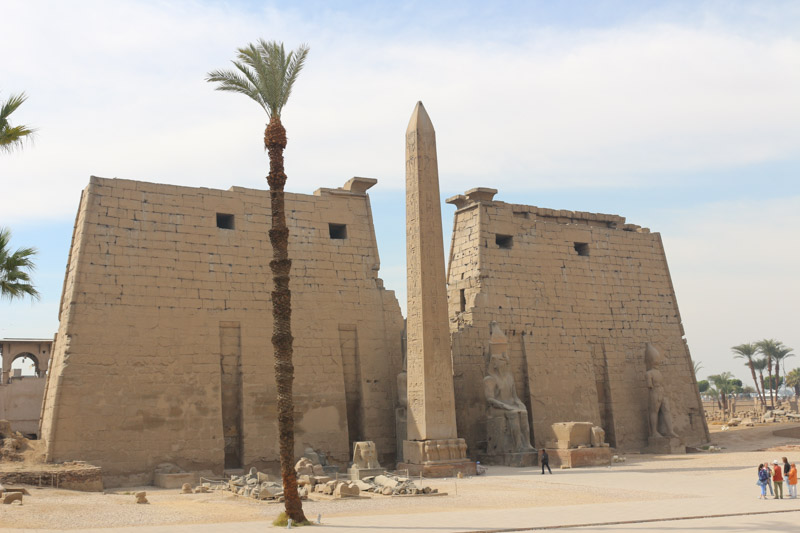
[446,191,708,455]
[38,176,404,483]
[1,422,799,532]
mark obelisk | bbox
[400,101,474,477]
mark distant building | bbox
[0,338,53,437]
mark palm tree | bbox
[709,372,736,415]
[757,339,781,408]
[0,92,36,153]
[693,360,703,377]
[773,344,795,398]
[752,357,768,406]
[207,39,309,524]
[0,227,39,301]
[786,368,800,396]
[732,343,764,406]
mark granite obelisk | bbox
[399,101,474,477]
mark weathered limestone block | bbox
[551,422,594,449]
[591,426,608,447]
[374,475,399,489]
[134,491,148,504]
[646,435,685,454]
[334,481,360,498]
[294,457,314,476]
[2,492,22,505]
[181,483,192,494]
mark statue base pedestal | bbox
[546,447,614,468]
[396,460,477,478]
[645,436,685,454]
[478,450,538,467]
[398,439,476,478]
[347,467,383,480]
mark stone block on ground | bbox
[2,492,22,504]
[134,491,148,504]
[334,481,360,498]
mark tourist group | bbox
[757,458,797,499]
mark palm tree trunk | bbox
[265,116,306,524]
[768,360,775,409]
[748,363,764,406]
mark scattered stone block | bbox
[374,475,398,489]
[2,492,23,504]
[334,482,360,498]
[294,458,314,476]
[181,483,193,494]
[134,491,148,504]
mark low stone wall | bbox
[0,466,103,492]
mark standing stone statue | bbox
[484,322,534,453]
[645,343,684,454]
[645,343,679,439]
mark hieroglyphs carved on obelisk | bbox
[401,102,474,476]
[405,101,457,441]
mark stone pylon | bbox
[399,101,475,477]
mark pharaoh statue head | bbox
[487,321,510,374]
[645,343,663,369]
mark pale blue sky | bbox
[2,0,799,384]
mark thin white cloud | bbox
[2,2,799,221]
[659,196,800,383]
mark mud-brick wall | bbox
[40,177,403,485]
[448,196,708,454]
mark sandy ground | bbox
[2,423,800,532]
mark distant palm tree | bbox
[0,227,39,301]
[693,360,703,376]
[757,339,781,408]
[709,372,736,414]
[773,344,795,397]
[732,343,764,406]
[207,39,309,524]
[752,357,768,406]
[786,368,800,396]
[0,92,36,153]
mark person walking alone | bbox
[540,449,552,474]
[773,460,784,499]
[788,463,797,499]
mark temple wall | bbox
[39,176,403,484]
[447,193,708,454]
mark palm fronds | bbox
[206,40,309,118]
[0,92,37,153]
[0,227,40,301]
